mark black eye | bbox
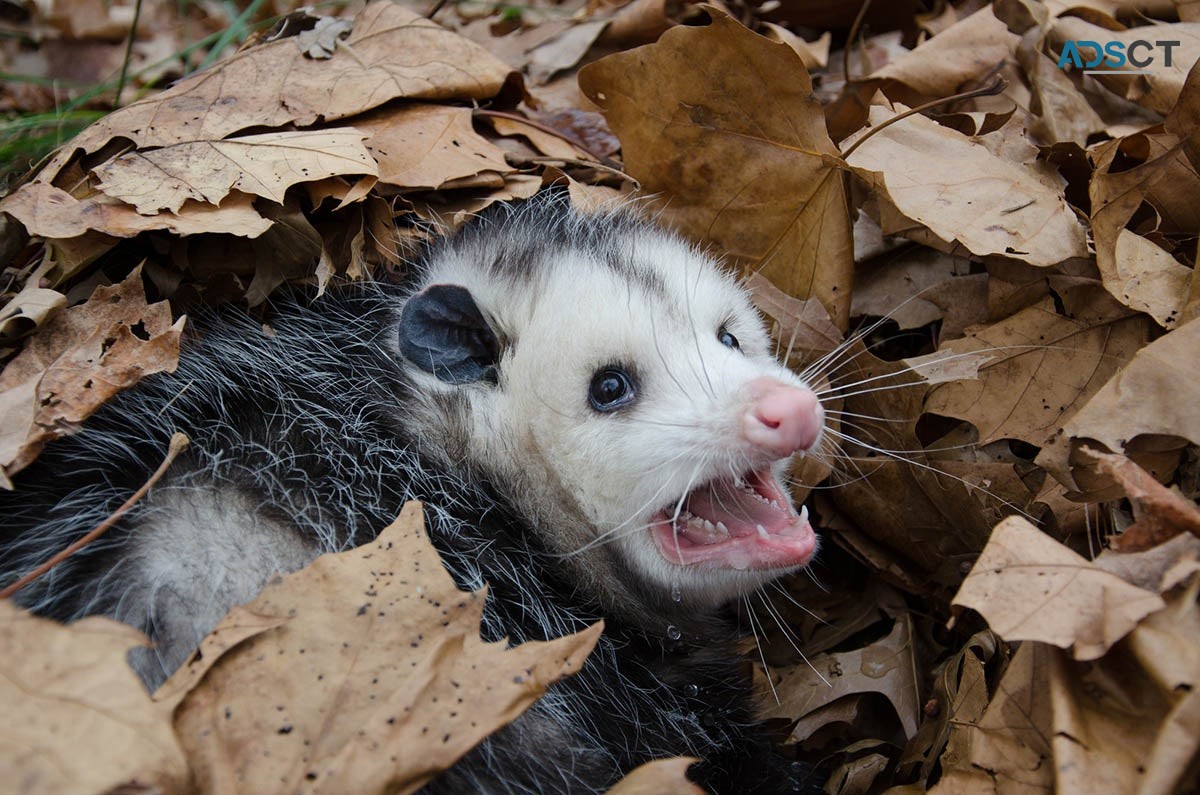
[589,368,636,412]
[718,326,740,350]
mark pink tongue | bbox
[682,479,792,542]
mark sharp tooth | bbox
[769,500,780,509]
[756,524,769,539]
[800,505,809,522]
[715,521,729,534]
[703,519,717,532]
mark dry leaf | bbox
[822,341,1010,592]
[0,262,66,341]
[1095,533,1200,594]
[1,1,1199,790]
[604,758,704,795]
[897,631,999,785]
[0,601,189,794]
[1108,229,1195,328]
[926,638,1052,795]
[295,17,354,59]
[363,195,422,268]
[1031,477,1095,538]
[744,272,843,363]
[761,24,830,70]
[0,182,274,240]
[826,745,893,795]
[487,114,593,161]
[1018,31,1106,147]
[37,2,515,180]
[598,0,685,47]
[527,20,608,85]
[763,614,922,741]
[1038,316,1200,489]
[850,246,986,337]
[170,502,603,794]
[924,289,1150,448]
[902,349,993,384]
[845,105,1089,268]
[1081,448,1200,550]
[356,105,514,190]
[41,232,123,288]
[150,610,291,708]
[1098,584,1200,794]
[872,6,1019,97]
[305,175,379,211]
[1042,0,1178,17]
[952,516,1165,660]
[93,128,378,214]
[578,9,855,329]
[0,266,184,478]
[1048,17,1200,113]
[406,173,542,229]
[243,201,326,306]
[1089,64,1200,328]
[940,580,1200,795]
[455,18,569,75]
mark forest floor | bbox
[1,0,1199,792]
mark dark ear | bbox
[399,284,500,385]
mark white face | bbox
[407,220,823,610]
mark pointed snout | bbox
[741,377,824,459]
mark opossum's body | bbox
[0,194,824,794]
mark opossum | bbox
[0,192,826,794]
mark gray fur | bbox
[0,192,824,794]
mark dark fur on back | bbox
[0,199,819,794]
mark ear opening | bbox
[398,284,500,385]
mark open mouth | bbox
[649,468,816,571]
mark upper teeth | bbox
[672,512,732,540]
[739,480,777,507]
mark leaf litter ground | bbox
[1,0,1200,792]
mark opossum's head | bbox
[398,195,823,617]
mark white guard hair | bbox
[0,192,823,683]
[0,194,832,794]
[400,200,822,610]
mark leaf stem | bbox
[473,109,616,167]
[0,432,190,600]
[843,0,873,86]
[840,76,1007,160]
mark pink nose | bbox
[741,377,823,458]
